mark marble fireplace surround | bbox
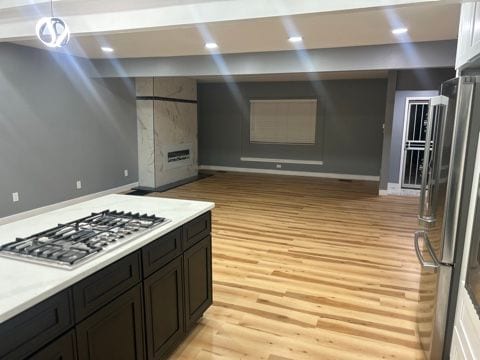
[136,77,198,190]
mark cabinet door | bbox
[76,284,144,360]
[30,330,77,360]
[470,3,480,60]
[456,2,475,69]
[143,256,184,360]
[184,235,212,330]
[457,2,480,69]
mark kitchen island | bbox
[0,194,214,359]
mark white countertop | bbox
[0,194,214,323]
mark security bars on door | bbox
[402,100,431,189]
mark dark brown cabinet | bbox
[182,212,211,250]
[0,211,212,360]
[144,256,184,360]
[76,284,145,360]
[73,252,141,322]
[142,228,182,278]
[29,330,77,360]
[0,290,74,360]
[184,235,212,330]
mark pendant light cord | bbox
[50,0,54,17]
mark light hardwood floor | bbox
[150,172,424,360]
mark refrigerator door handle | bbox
[414,231,440,269]
[419,96,449,225]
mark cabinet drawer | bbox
[30,330,77,360]
[73,252,141,322]
[0,289,74,360]
[142,228,182,278]
[182,212,211,250]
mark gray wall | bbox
[379,71,398,191]
[396,68,456,91]
[198,79,387,176]
[0,43,137,218]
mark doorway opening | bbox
[400,98,431,190]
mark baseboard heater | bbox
[240,157,324,165]
[199,165,379,181]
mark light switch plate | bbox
[76,180,82,189]
[124,169,129,177]
[12,192,19,202]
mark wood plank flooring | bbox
[149,172,424,360]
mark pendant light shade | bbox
[36,0,70,48]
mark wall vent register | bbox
[0,211,169,269]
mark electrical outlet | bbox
[276,164,282,169]
[12,192,19,202]
[76,180,82,189]
[124,169,129,177]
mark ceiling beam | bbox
[87,40,456,78]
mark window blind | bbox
[249,99,317,144]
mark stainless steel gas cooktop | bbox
[0,210,169,269]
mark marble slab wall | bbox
[136,77,154,97]
[135,77,197,189]
[154,100,197,187]
[136,78,155,188]
[154,77,196,101]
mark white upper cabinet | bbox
[456,2,480,69]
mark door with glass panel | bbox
[402,99,431,189]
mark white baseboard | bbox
[199,165,379,181]
[0,182,139,226]
[378,182,420,197]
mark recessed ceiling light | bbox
[205,42,218,49]
[392,27,408,35]
[101,46,114,53]
[288,36,303,43]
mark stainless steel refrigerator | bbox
[414,76,480,359]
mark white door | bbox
[450,132,480,360]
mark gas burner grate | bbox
[0,210,169,269]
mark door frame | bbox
[398,96,432,191]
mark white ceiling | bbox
[1,0,460,59]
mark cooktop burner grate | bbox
[0,210,169,269]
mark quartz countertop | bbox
[0,194,214,323]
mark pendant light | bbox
[36,0,70,48]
